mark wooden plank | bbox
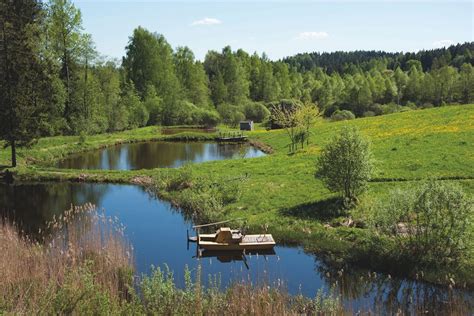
[193,218,243,229]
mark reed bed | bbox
[0,203,344,315]
[4,203,469,315]
[0,204,133,314]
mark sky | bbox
[74,0,473,61]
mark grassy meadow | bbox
[1,104,473,287]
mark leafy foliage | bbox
[371,180,473,266]
[331,110,355,121]
[316,127,373,207]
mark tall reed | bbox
[0,203,133,314]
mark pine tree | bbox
[0,0,53,167]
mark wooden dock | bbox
[216,131,248,142]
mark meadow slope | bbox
[1,104,473,287]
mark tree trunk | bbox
[11,139,16,167]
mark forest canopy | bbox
[1,0,473,143]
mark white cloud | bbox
[191,17,222,26]
[432,39,453,47]
[296,31,329,40]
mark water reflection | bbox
[56,142,265,170]
[0,182,108,236]
[316,261,473,314]
[0,182,472,313]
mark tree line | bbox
[1,0,473,166]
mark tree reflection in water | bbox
[316,259,473,314]
[57,141,265,170]
[0,182,109,238]
[1,182,472,313]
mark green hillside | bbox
[2,104,473,286]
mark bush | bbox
[369,104,383,116]
[399,106,413,113]
[316,127,373,208]
[405,101,418,109]
[362,111,375,117]
[243,102,270,122]
[78,132,87,144]
[323,104,339,117]
[330,110,355,122]
[421,102,434,109]
[199,109,220,127]
[171,101,198,125]
[371,180,473,266]
[216,103,245,127]
[380,103,402,115]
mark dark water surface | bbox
[56,142,265,170]
[1,182,472,313]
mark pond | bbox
[56,142,265,170]
[1,182,472,314]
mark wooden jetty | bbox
[216,131,248,142]
[188,219,276,252]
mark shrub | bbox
[380,103,402,115]
[371,180,473,266]
[405,101,418,109]
[229,111,245,127]
[323,104,339,117]
[78,132,87,144]
[362,111,375,117]
[199,109,220,127]
[399,106,413,113]
[369,104,383,116]
[330,110,355,122]
[243,102,270,122]
[421,102,434,109]
[316,127,373,208]
[170,101,198,125]
[216,103,245,127]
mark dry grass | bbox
[0,204,133,314]
[0,204,344,315]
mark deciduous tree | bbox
[316,127,373,207]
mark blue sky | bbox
[75,0,473,61]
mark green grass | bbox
[2,104,474,287]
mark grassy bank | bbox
[1,206,344,315]
[2,104,474,288]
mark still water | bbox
[1,182,472,313]
[56,142,265,170]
